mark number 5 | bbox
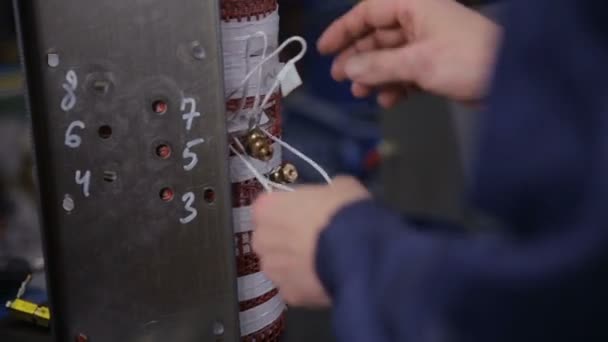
[183,138,205,171]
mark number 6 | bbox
[65,120,85,148]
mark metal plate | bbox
[14,0,240,341]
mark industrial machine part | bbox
[14,0,240,341]
[221,1,287,340]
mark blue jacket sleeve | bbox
[316,200,608,342]
[315,0,608,340]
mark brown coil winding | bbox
[236,252,262,277]
[232,178,265,208]
[235,231,254,257]
[221,0,278,22]
[242,312,286,342]
[239,288,280,311]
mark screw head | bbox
[63,195,75,212]
[47,53,60,67]
[212,321,224,336]
[191,42,206,60]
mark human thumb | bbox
[344,45,423,86]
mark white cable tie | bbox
[259,127,333,185]
[228,36,307,99]
[229,144,273,193]
[231,138,279,192]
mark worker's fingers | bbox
[344,45,424,87]
[351,82,372,98]
[331,28,407,81]
[318,0,410,55]
[377,85,408,108]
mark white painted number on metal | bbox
[180,192,197,224]
[180,97,201,131]
[183,138,205,171]
[64,120,85,148]
[75,170,91,198]
[61,70,78,112]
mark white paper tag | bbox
[278,62,302,97]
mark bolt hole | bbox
[156,144,172,159]
[204,188,216,204]
[152,100,168,114]
[98,125,112,139]
[160,187,174,202]
[103,171,117,183]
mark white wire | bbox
[229,144,273,193]
[251,37,307,127]
[227,36,307,100]
[259,127,333,185]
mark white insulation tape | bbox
[232,206,253,234]
[229,142,282,183]
[238,272,276,302]
[239,294,286,336]
[222,10,281,98]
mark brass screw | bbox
[246,129,274,161]
[269,163,299,184]
[280,163,298,183]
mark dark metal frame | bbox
[13,1,240,341]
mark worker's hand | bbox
[252,176,370,307]
[317,0,501,108]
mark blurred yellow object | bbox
[5,298,51,328]
[4,274,51,328]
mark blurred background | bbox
[0,0,496,340]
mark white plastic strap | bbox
[229,144,272,192]
[239,294,286,336]
[232,206,253,234]
[238,272,276,302]
[229,142,282,183]
[227,110,271,134]
[260,127,333,185]
[222,10,280,98]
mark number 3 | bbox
[180,192,197,224]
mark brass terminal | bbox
[270,163,299,184]
[246,129,274,161]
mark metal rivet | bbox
[191,42,206,60]
[47,53,60,68]
[62,194,75,212]
[212,321,225,336]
